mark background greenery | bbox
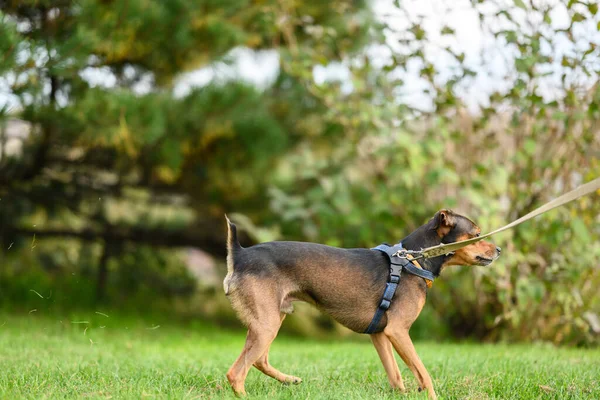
[0,0,599,347]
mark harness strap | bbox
[364,258,405,334]
[402,257,434,287]
[364,243,435,334]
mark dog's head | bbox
[431,209,501,267]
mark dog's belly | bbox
[281,276,426,334]
[322,306,380,333]
[282,291,382,333]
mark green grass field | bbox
[0,314,598,399]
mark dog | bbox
[223,210,501,399]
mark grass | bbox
[0,313,599,399]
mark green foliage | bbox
[0,13,19,75]
[1,0,599,345]
[0,239,195,311]
[255,2,600,344]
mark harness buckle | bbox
[379,299,391,310]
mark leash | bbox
[411,177,600,260]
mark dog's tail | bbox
[224,214,241,295]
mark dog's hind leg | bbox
[385,327,437,400]
[370,332,405,391]
[253,314,302,385]
[226,316,280,395]
[226,280,296,396]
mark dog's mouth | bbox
[476,255,496,266]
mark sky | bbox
[171,0,600,112]
[1,0,599,114]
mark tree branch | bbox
[10,225,228,258]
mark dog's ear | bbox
[433,209,455,237]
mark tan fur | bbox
[382,274,434,397]
[371,332,405,391]
[225,277,302,395]
[444,241,497,266]
[223,215,234,295]
[435,210,454,237]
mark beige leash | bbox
[417,177,600,259]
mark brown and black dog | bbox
[224,210,500,399]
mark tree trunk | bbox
[96,240,112,302]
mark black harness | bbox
[364,243,435,334]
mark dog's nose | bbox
[496,246,502,253]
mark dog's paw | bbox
[291,377,302,385]
[283,375,302,385]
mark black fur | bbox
[235,241,390,288]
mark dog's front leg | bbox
[370,333,406,391]
[384,328,436,399]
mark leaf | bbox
[570,217,592,244]
[523,139,536,155]
[441,26,455,35]
[513,0,527,9]
[539,385,555,393]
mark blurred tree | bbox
[0,0,376,299]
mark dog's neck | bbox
[400,224,449,278]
